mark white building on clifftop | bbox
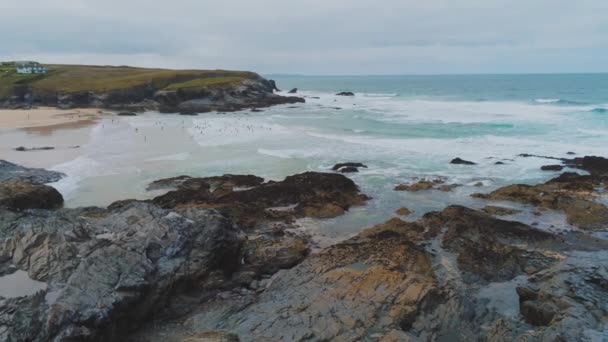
[16,61,48,74]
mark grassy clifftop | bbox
[0,64,257,96]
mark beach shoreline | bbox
[0,107,109,130]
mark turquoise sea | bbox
[3,73,607,244]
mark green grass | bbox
[164,76,246,90]
[0,64,258,96]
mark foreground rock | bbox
[150,172,369,228]
[0,180,63,210]
[473,172,608,230]
[131,205,608,341]
[0,160,64,184]
[0,202,242,341]
[172,218,437,341]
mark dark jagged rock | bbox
[175,218,437,341]
[14,146,55,152]
[421,206,558,282]
[450,157,476,165]
[473,172,608,230]
[394,178,460,192]
[338,166,359,173]
[0,202,242,341]
[0,160,65,184]
[336,91,354,96]
[481,205,522,216]
[287,88,297,94]
[150,172,369,228]
[564,155,608,176]
[0,181,64,210]
[146,174,264,192]
[331,162,368,171]
[540,164,564,171]
[395,207,413,216]
[267,79,280,92]
[117,111,137,116]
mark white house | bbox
[16,62,48,74]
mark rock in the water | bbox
[0,180,63,210]
[287,88,297,94]
[481,205,522,216]
[540,164,564,171]
[14,146,55,152]
[394,178,459,192]
[421,206,558,282]
[336,91,355,96]
[564,155,608,176]
[331,162,368,171]
[473,172,608,230]
[450,158,476,165]
[117,111,137,116]
[395,207,413,216]
[0,160,65,184]
[151,172,369,228]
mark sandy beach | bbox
[0,107,106,130]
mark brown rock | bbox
[481,205,522,216]
[0,181,63,210]
[395,207,413,216]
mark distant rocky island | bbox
[0,62,303,114]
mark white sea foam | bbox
[50,157,104,200]
[534,98,561,103]
[146,152,190,161]
[188,117,293,146]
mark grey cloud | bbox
[0,0,606,74]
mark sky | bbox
[1,0,607,75]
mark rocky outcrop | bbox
[481,205,522,216]
[0,181,63,210]
[394,178,460,192]
[14,146,55,152]
[450,157,476,165]
[174,218,438,341]
[0,160,64,184]
[540,164,564,171]
[150,172,369,229]
[287,88,297,94]
[331,162,368,173]
[0,202,242,341]
[473,172,608,230]
[1,74,304,114]
[155,79,304,114]
[336,91,355,96]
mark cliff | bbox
[0,64,302,113]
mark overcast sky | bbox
[1,0,607,75]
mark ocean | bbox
[4,73,608,244]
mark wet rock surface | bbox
[336,91,355,96]
[473,171,608,230]
[150,172,369,229]
[0,160,65,184]
[0,202,242,341]
[331,162,368,173]
[0,181,64,210]
[1,161,607,341]
[394,178,461,192]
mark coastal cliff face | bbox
[0,159,607,341]
[0,64,302,113]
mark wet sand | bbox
[0,107,106,130]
